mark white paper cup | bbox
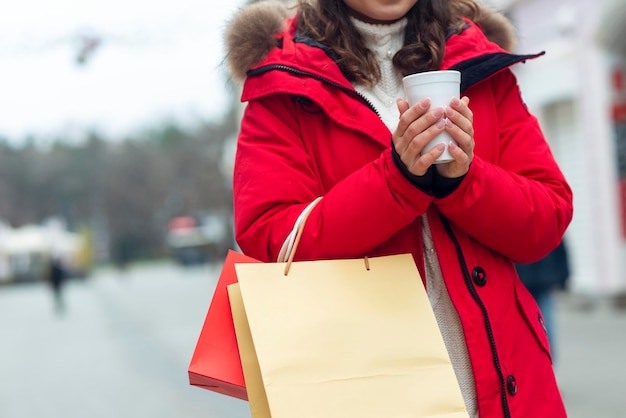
[402,70,461,164]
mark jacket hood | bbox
[224,1,518,83]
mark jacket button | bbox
[507,375,518,396]
[472,266,487,286]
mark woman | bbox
[225,0,572,416]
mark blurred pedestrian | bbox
[48,256,67,315]
[226,0,573,416]
[515,240,570,361]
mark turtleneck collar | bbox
[348,16,408,132]
[350,16,408,59]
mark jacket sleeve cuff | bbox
[391,141,434,194]
[433,169,467,198]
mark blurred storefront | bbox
[496,0,626,295]
[0,218,93,284]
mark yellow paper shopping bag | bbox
[228,253,469,418]
[228,283,271,418]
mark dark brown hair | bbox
[297,0,481,86]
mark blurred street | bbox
[1,261,625,418]
[0,262,250,418]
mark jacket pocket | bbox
[514,278,553,362]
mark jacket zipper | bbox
[247,64,381,118]
[441,215,511,418]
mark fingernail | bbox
[435,118,446,129]
[451,97,461,106]
[448,141,457,150]
[419,97,431,108]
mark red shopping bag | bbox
[188,250,261,400]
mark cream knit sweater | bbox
[351,17,479,417]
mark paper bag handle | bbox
[277,197,323,275]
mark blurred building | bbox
[487,0,626,295]
[0,217,93,284]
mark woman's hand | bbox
[392,97,449,176]
[436,96,475,179]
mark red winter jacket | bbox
[228,4,572,417]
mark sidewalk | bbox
[554,291,626,418]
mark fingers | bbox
[446,97,473,135]
[435,140,470,179]
[395,97,430,138]
[396,98,410,115]
[434,96,474,179]
[409,143,445,174]
[446,141,469,164]
[398,110,448,173]
[392,96,472,177]
[395,103,445,155]
[445,96,474,153]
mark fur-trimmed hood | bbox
[224,0,518,82]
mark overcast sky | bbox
[0,0,245,143]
